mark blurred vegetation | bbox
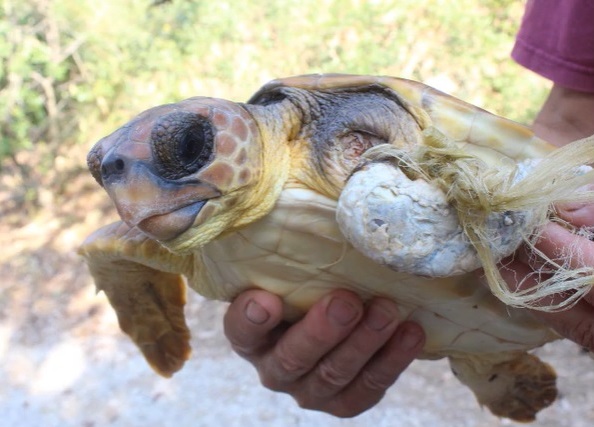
[1,0,549,208]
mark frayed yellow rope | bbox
[391,129,594,311]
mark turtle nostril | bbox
[101,154,127,180]
[114,158,125,171]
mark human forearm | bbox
[532,84,594,147]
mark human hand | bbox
[223,289,425,417]
[500,202,594,351]
[532,84,594,147]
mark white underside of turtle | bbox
[192,185,561,422]
[79,74,594,423]
[201,186,555,354]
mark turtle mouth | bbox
[137,201,207,241]
[102,162,223,241]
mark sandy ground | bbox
[2,291,594,427]
[2,156,594,427]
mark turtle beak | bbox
[99,146,221,241]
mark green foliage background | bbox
[1,0,549,187]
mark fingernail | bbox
[397,323,424,350]
[245,300,270,325]
[365,302,397,331]
[327,297,359,326]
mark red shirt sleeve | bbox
[511,0,594,93]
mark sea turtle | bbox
[80,74,594,422]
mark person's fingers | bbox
[534,300,594,352]
[296,298,404,403]
[535,222,594,267]
[555,185,594,228]
[223,289,285,360]
[533,223,594,306]
[499,257,563,306]
[320,321,425,418]
[499,258,594,351]
[557,204,594,228]
[514,223,594,299]
[224,289,426,417]
[258,289,364,390]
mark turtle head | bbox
[88,97,271,252]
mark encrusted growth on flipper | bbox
[337,161,530,277]
[339,130,594,311]
[421,131,594,312]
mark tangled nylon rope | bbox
[376,129,594,311]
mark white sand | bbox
[2,288,594,427]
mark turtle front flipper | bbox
[79,221,191,377]
[449,353,557,422]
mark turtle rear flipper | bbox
[79,221,191,377]
[449,353,557,422]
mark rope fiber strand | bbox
[373,129,594,311]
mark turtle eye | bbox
[177,122,210,167]
[152,112,214,179]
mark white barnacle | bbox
[503,213,514,226]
